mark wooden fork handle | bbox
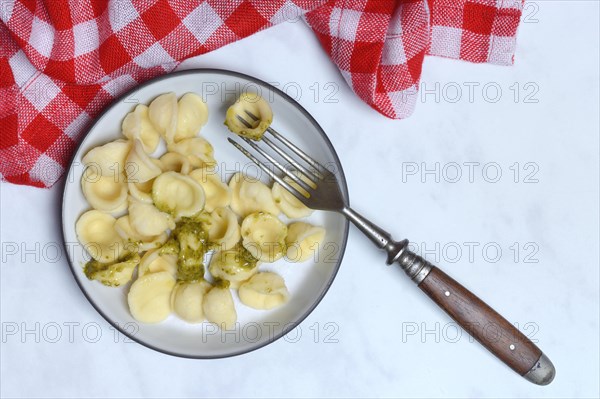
[386,241,555,384]
[417,265,554,384]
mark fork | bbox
[228,110,555,385]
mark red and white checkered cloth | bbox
[0,0,524,188]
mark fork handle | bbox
[414,262,555,385]
[341,207,555,385]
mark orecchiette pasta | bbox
[114,215,168,251]
[78,89,331,327]
[75,210,125,263]
[122,104,160,153]
[238,272,289,310]
[271,173,314,219]
[126,139,162,183]
[127,178,155,204]
[159,152,192,175]
[229,172,280,217]
[81,170,128,214]
[151,171,205,219]
[285,222,326,262]
[171,280,212,323]
[209,247,258,288]
[128,197,175,236]
[82,139,131,176]
[148,92,178,144]
[189,168,231,212]
[224,92,273,140]
[202,286,237,330]
[241,212,287,262]
[138,248,178,278]
[175,93,209,142]
[127,271,176,323]
[204,207,240,251]
[167,137,215,168]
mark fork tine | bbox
[239,110,321,181]
[245,110,328,175]
[262,136,322,182]
[244,110,258,120]
[236,114,253,128]
[268,127,328,174]
[227,138,306,203]
[245,111,327,177]
[240,137,312,195]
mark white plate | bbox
[61,69,349,358]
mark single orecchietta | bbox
[224,92,273,140]
[241,212,288,263]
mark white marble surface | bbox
[1,2,598,398]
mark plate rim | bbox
[60,68,350,359]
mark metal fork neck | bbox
[340,207,432,283]
[341,207,392,248]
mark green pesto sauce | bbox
[177,258,204,282]
[84,252,138,287]
[190,213,212,236]
[153,200,176,217]
[159,238,179,256]
[175,218,208,251]
[173,218,209,282]
[213,278,231,289]
[235,245,258,270]
[84,259,107,279]
[124,239,140,254]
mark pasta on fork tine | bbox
[224,92,273,140]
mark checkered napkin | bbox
[0,0,524,188]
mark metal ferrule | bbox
[384,239,432,284]
[523,353,556,385]
[397,249,433,284]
